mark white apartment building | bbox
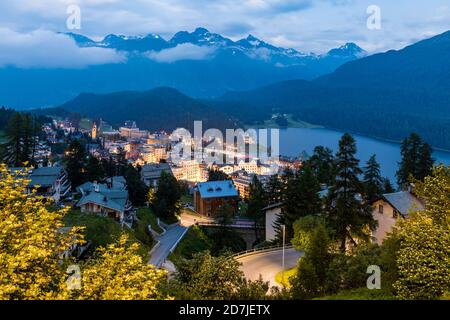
[171,160,208,183]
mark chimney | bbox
[93,181,99,192]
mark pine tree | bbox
[307,146,335,185]
[383,177,395,193]
[247,175,267,242]
[265,174,283,204]
[418,142,434,180]
[64,139,87,188]
[363,154,383,202]
[326,133,375,252]
[124,164,149,206]
[283,164,322,240]
[86,155,105,182]
[20,114,33,165]
[271,210,286,245]
[397,133,434,187]
[153,171,181,222]
[2,112,23,166]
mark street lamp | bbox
[282,224,286,285]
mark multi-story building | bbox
[10,166,71,202]
[170,160,208,183]
[194,180,239,217]
[232,172,270,200]
[119,121,148,139]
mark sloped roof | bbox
[77,192,126,213]
[77,177,129,213]
[77,177,126,193]
[9,166,64,187]
[196,180,238,199]
[382,191,424,216]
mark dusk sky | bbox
[0,0,449,68]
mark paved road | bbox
[180,212,257,229]
[179,212,212,226]
[236,248,303,287]
[148,224,188,267]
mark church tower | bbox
[91,122,98,140]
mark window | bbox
[378,205,384,214]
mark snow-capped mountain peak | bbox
[66,28,367,64]
[326,42,367,58]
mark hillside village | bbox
[1,110,441,302]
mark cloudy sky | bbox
[0,0,449,67]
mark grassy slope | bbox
[274,267,396,300]
[63,209,151,258]
[170,225,212,262]
[137,207,163,234]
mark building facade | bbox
[194,181,239,217]
[371,191,424,244]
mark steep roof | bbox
[77,192,127,213]
[9,166,64,187]
[382,191,424,216]
[76,177,129,213]
[196,180,238,199]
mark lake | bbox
[275,127,450,183]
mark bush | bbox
[325,244,382,293]
[290,224,331,299]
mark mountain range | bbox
[0,27,366,108]
[46,30,450,150]
[213,30,450,149]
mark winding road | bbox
[236,248,303,287]
[148,224,188,267]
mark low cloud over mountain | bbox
[0,28,125,69]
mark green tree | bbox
[291,215,326,252]
[85,155,106,182]
[283,165,322,240]
[391,165,450,299]
[63,235,169,300]
[382,177,395,193]
[152,171,181,222]
[64,139,87,188]
[0,165,82,299]
[208,169,230,181]
[307,146,335,185]
[1,112,23,166]
[291,224,332,299]
[0,112,37,166]
[265,174,283,204]
[363,155,384,202]
[124,165,149,207]
[396,133,434,187]
[326,133,376,252]
[171,251,269,300]
[20,114,33,165]
[247,175,267,242]
[325,244,382,294]
[211,204,247,255]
